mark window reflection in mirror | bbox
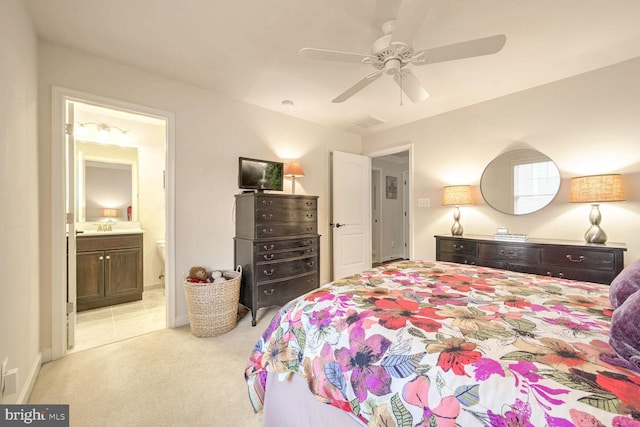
[75,141,139,223]
[480,149,560,215]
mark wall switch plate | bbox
[418,198,430,208]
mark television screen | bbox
[238,157,283,191]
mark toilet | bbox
[156,239,166,263]
[156,239,166,287]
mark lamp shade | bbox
[442,185,473,206]
[569,174,624,203]
[284,162,305,178]
[102,208,119,218]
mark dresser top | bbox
[435,234,627,251]
[235,192,318,200]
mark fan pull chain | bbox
[399,70,403,106]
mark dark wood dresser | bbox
[234,193,320,325]
[435,234,626,285]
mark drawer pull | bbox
[453,244,464,251]
[263,254,274,260]
[264,288,275,296]
[262,200,273,206]
[499,249,516,257]
[306,227,313,232]
[98,256,104,261]
[566,255,585,263]
[306,213,314,219]
[559,272,565,278]
[263,244,275,251]
[262,228,274,235]
[306,201,313,206]
[261,213,273,220]
[264,269,275,276]
[105,255,110,260]
[307,261,315,267]
[306,248,315,254]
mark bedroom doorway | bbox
[51,87,176,360]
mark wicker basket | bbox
[183,266,242,337]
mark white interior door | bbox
[331,151,371,280]
[66,101,77,348]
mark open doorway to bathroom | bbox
[67,100,168,353]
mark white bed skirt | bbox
[263,372,364,427]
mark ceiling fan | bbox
[299,0,506,104]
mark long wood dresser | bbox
[435,234,626,285]
[235,193,320,325]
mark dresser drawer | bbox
[256,223,317,238]
[256,237,318,254]
[438,252,476,265]
[541,247,615,271]
[256,208,316,224]
[256,196,317,211]
[438,239,477,256]
[255,245,317,262]
[257,273,319,307]
[478,243,540,263]
[255,256,318,281]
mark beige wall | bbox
[363,57,640,265]
[37,41,361,353]
[0,0,40,404]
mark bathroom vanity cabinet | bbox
[76,233,143,311]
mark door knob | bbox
[330,223,345,228]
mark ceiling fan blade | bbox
[390,0,430,43]
[393,69,429,103]
[414,34,507,65]
[299,47,373,64]
[332,71,383,103]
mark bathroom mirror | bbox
[75,141,139,223]
[480,149,560,215]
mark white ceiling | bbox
[25,0,640,136]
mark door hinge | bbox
[65,123,73,135]
[66,302,74,314]
[66,212,74,224]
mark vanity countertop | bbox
[76,228,145,237]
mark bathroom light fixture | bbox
[76,122,130,143]
[284,162,305,194]
[569,174,624,243]
[442,185,473,236]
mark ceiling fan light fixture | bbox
[384,58,401,75]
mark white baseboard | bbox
[175,313,189,327]
[17,352,42,404]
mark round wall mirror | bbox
[480,149,561,215]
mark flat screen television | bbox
[238,157,284,192]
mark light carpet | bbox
[29,306,280,427]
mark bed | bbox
[245,260,640,426]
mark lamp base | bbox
[584,204,607,244]
[451,206,463,236]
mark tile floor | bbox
[69,286,166,353]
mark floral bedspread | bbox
[245,260,640,426]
